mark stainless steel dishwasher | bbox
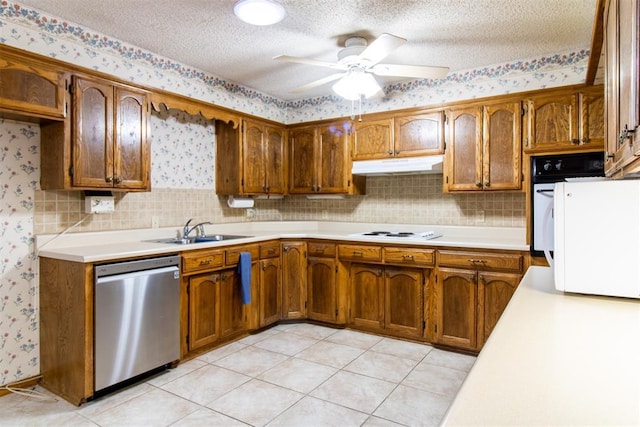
[94,255,180,393]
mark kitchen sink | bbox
[147,235,252,245]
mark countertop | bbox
[36,221,527,263]
[442,266,640,426]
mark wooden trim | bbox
[0,376,42,397]
[586,0,606,85]
[149,91,242,127]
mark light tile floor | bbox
[0,324,476,426]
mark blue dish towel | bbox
[238,252,252,305]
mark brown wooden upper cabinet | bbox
[352,112,444,160]
[444,101,522,192]
[604,0,640,175]
[216,118,286,196]
[289,121,364,194]
[40,74,150,191]
[0,48,68,120]
[524,86,604,153]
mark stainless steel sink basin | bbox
[147,235,251,245]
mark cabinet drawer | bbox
[438,250,523,273]
[308,242,336,258]
[384,247,435,267]
[182,250,225,273]
[338,244,382,262]
[260,242,281,259]
[225,245,259,266]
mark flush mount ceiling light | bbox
[332,68,383,101]
[233,0,286,26]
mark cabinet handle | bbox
[262,264,266,271]
[402,254,414,260]
[268,248,275,254]
[199,259,212,266]
[468,259,488,265]
[105,176,113,183]
[352,251,363,257]
[283,246,289,252]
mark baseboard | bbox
[0,375,42,397]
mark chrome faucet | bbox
[182,218,212,239]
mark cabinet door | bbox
[394,112,444,157]
[353,119,393,160]
[478,272,519,345]
[483,102,521,191]
[435,268,478,350]
[579,89,605,149]
[0,53,67,119]
[289,127,316,193]
[72,76,114,188]
[242,119,267,194]
[444,107,483,191]
[384,268,423,339]
[188,273,220,351]
[317,123,350,193]
[307,257,337,323]
[281,241,307,318]
[349,264,384,331]
[259,258,282,327]
[219,270,245,339]
[114,87,149,190]
[265,125,287,194]
[526,93,578,151]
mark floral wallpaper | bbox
[0,119,39,387]
[0,0,591,388]
[151,109,215,189]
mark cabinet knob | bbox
[582,137,590,143]
[388,150,393,155]
[571,138,580,145]
[283,246,289,252]
[114,176,123,184]
[484,181,490,188]
[475,182,482,188]
[105,176,113,183]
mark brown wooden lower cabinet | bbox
[307,256,338,323]
[187,273,220,350]
[218,269,245,339]
[433,266,521,351]
[348,263,425,339]
[259,257,282,327]
[281,241,307,319]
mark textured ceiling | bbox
[18,0,598,100]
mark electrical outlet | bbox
[321,210,329,219]
[477,210,485,223]
[246,208,256,219]
[151,216,159,228]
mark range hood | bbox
[351,155,444,176]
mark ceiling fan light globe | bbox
[332,71,382,100]
[233,0,285,26]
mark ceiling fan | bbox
[273,33,449,100]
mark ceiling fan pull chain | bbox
[358,94,363,122]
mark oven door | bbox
[532,183,555,257]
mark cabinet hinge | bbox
[186,284,189,295]
[444,114,448,124]
[64,102,68,117]
[423,320,426,330]
[445,176,448,184]
[68,84,74,95]
[69,165,74,177]
[347,179,351,187]
[186,334,189,346]
[435,324,437,334]
[335,265,338,273]
[443,141,446,151]
[335,308,339,317]
[304,250,307,258]
[522,104,528,115]
[525,137,529,147]
[304,301,307,309]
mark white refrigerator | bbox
[554,179,640,299]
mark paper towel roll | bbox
[227,196,254,208]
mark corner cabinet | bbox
[40,75,151,191]
[524,86,604,153]
[604,0,640,176]
[444,101,522,192]
[216,118,286,196]
[289,121,365,194]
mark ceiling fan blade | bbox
[273,55,347,71]
[371,63,450,79]
[359,33,406,65]
[290,73,345,93]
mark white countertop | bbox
[443,266,640,426]
[36,221,527,263]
